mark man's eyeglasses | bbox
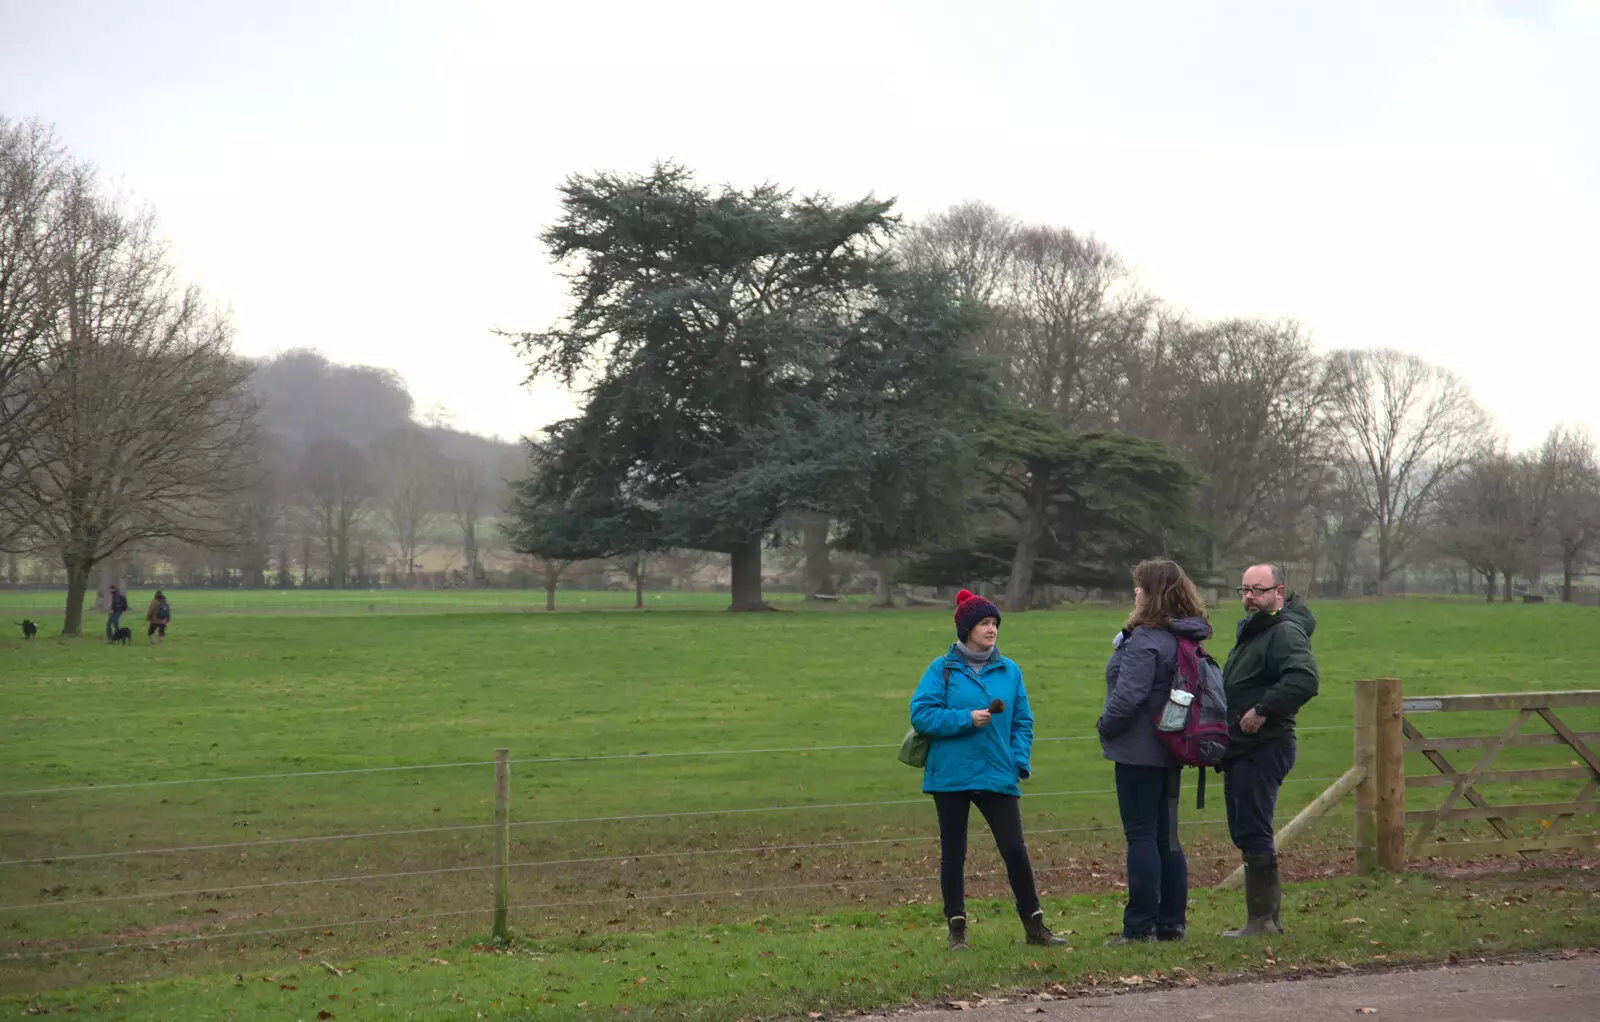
[1236,585,1282,596]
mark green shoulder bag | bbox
[898,668,952,768]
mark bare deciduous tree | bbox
[1307,462,1371,597]
[1002,226,1143,428]
[1540,425,1600,602]
[0,169,257,633]
[372,425,439,584]
[903,204,1142,428]
[1432,447,1544,601]
[900,201,1017,313]
[1325,348,1490,586]
[299,437,371,588]
[230,432,286,588]
[0,118,69,545]
[442,457,491,586]
[1144,318,1331,571]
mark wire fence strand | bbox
[3,812,1342,913]
[7,840,1358,961]
[0,777,1348,867]
[0,725,1358,798]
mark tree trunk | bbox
[1483,571,1495,603]
[1501,570,1513,603]
[62,558,91,636]
[1007,531,1038,613]
[802,513,835,599]
[872,556,896,608]
[728,538,766,611]
[1007,484,1046,612]
[1562,554,1575,603]
[1376,529,1392,589]
[545,579,557,612]
[635,571,645,609]
[463,525,479,587]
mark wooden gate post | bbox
[1354,679,1378,874]
[1374,678,1406,871]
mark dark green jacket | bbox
[1221,597,1319,755]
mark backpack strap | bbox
[1166,764,1182,851]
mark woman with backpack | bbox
[146,590,171,645]
[909,589,1070,951]
[1096,558,1213,944]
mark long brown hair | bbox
[1125,558,1207,630]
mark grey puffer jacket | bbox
[1096,617,1214,768]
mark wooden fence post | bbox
[1375,678,1406,871]
[1354,679,1378,874]
[493,748,510,942]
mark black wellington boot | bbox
[1221,855,1284,938]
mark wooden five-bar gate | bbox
[1401,689,1600,860]
[1220,681,1600,887]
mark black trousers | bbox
[1223,737,1297,857]
[932,790,1041,921]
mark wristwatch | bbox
[1253,704,1268,717]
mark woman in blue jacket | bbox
[1096,558,1211,943]
[909,589,1069,951]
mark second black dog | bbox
[20,619,37,640]
[111,626,133,645]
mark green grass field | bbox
[2,587,842,617]
[2,597,1597,1017]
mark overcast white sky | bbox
[3,0,1596,449]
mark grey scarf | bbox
[955,640,995,670]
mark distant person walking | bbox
[1219,563,1319,937]
[1096,558,1212,943]
[105,585,129,641]
[146,590,171,645]
[909,589,1069,951]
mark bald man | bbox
[1219,563,1319,937]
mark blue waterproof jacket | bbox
[909,644,1034,796]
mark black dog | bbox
[20,619,37,640]
[111,626,133,645]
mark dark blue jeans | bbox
[105,612,122,639]
[1113,763,1187,937]
[1223,737,1297,857]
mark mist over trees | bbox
[5,120,1599,619]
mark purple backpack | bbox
[1154,637,1231,771]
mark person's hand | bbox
[1239,708,1266,734]
[970,709,992,728]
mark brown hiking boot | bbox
[1023,910,1069,946]
[947,915,968,951]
